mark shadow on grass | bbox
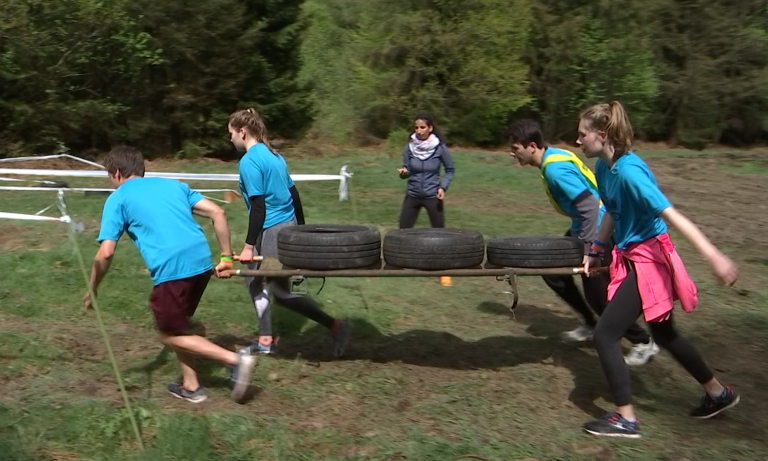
[260,301,638,419]
[124,334,262,402]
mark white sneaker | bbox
[624,340,660,366]
[562,325,594,342]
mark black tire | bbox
[486,236,583,268]
[383,228,485,270]
[277,224,381,270]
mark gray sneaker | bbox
[331,321,352,358]
[167,383,208,404]
[562,325,594,342]
[624,339,660,366]
[230,351,257,403]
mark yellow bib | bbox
[540,149,601,216]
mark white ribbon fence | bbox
[0,155,353,220]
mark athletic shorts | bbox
[149,270,212,334]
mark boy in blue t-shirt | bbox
[86,146,255,404]
[507,120,657,365]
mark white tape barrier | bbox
[0,153,105,169]
[0,186,240,193]
[0,211,70,223]
[0,165,353,201]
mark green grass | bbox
[1,148,767,460]
[725,158,768,176]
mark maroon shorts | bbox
[149,270,212,334]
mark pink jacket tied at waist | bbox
[607,233,698,322]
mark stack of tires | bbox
[276,225,583,271]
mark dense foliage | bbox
[2,0,767,156]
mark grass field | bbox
[1,147,767,460]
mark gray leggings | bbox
[245,219,334,336]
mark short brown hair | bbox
[104,146,145,177]
[507,119,546,149]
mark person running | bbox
[578,101,740,438]
[84,146,256,404]
[228,108,352,358]
[507,119,658,366]
[397,112,455,229]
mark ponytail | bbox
[228,107,276,154]
[580,101,634,156]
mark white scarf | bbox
[409,133,440,160]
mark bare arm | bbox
[660,207,718,259]
[192,198,232,256]
[90,240,117,292]
[595,212,615,246]
[661,207,738,285]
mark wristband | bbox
[590,243,604,254]
[220,255,233,264]
[593,239,605,248]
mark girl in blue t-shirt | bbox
[576,101,740,438]
[228,108,352,359]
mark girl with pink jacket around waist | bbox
[577,101,740,439]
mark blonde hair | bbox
[580,101,634,155]
[228,107,275,153]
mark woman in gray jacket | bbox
[397,112,455,228]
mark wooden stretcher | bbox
[225,259,604,316]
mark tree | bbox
[299,0,533,145]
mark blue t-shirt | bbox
[238,143,296,229]
[595,152,671,250]
[97,177,213,285]
[541,147,606,235]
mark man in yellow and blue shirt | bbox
[507,119,657,366]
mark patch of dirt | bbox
[0,225,52,251]
[0,312,161,403]
[646,152,768,253]
[43,449,80,461]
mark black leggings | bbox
[542,230,650,344]
[593,262,714,406]
[399,195,444,229]
[542,272,650,345]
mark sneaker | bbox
[690,386,740,419]
[240,340,274,355]
[624,340,660,366]
[331,320,352,358]
[562,325,594,342]
[167,383,208,404]
[230,351,257,403]
[583,413,641,439]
